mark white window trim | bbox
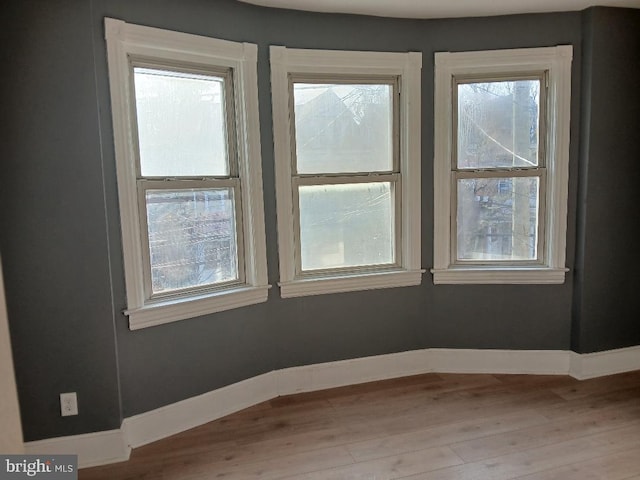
[432,46,572,285]
[270,46,424,298]
[105,18,269,330]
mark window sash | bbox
[452,71,548,172]
[450,71,548,266]
[450,169,547,266]
[292,174,401,276]
[137,178,245,301]
[129,59,239,179]
[130,60,245,301]
[288,75,401,176]
[287,75,402,278]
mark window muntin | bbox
[290,77,400,276]
[451,74,547,266]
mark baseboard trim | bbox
[25,345,639,469]
[123,371,277,448]
[277,349,433,395]
[24,429,130,469]
[428,348,571,374]
[569,345,640,380]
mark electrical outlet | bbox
[60,392,78,416]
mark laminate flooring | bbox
[79,370,640,479]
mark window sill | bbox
[431,267,568,285]
[125,284,271,330]
[279,269,425,298]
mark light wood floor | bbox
[80,370,640,480]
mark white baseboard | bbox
[277,349,433,395]
[123,371,277,448]
[24,429,130,469]
[569,345,640,380]
[24,345,639,469]
[428,348,571,375]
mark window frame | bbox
[291,75,401,277]
[270,46,424,298]
[105,18,269,329]
[432,46,572,285]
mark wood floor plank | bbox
[401,423,640,480]
[512,448,640,480]
[140,426,357,472]
[337,389,566,442]
[537,386,640,420]
[450,404,640,462]
[549,370,640,401]
[282,445,463,480]
[160,445,354,480]
[79,371,640,480]
[346,411,549,462]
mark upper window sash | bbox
[270,46,424,298]
[452,72,548,172]
[289,75,400,176]
[432,45,572,285]
[105,18,269,329]
[130,62,238,179]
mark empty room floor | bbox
[79,370,640,479]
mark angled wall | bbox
[573,7,640,353]
[0,0,123,440]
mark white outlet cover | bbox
[60,392,78,416]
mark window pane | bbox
[299,182,394,271]
[293,83,393,174]
[457,177,539,261]
[134,67,229,177]
[457,79,540,169]
[145,188,238,294]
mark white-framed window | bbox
[105,18,269,329]
[432,46,573,284]
[270,46,424,298]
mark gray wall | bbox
[0,0,635,442]
[573,7,640,353]
[0,0,122,440]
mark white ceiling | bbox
[239,0,640,19]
